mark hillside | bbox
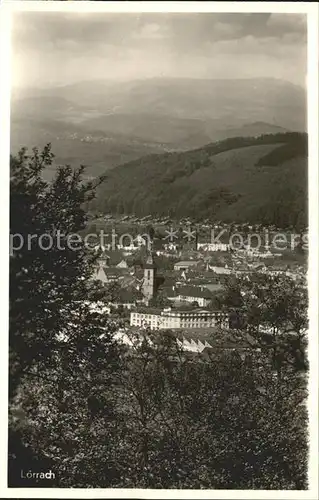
[92,132,307,229]
[11,77,305,178]
[10,117,170,180]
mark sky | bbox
[11,12,307,88]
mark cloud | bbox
[213,21,242,38]
[11,12,307,88]
[132,23,168,40]
[267,13,307,33]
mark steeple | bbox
[145,250,155,269]
[142,244,156,303]
[144,241,156,269]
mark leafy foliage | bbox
[10,329,308,489]
[9,145,122,483]
[221,273,308,374]
[9,145,112,391]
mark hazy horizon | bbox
[12,12,307,89]
[13,75,306,93]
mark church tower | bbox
[142,247,156,304]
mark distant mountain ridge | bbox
[12,77,306,127]
[11,77,306,178]
[10,77,307,228]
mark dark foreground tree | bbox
[9,145,121,485]
[10,327,308,488]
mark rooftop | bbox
[115,288,143,303]
[174,286,214,299]
[134,307,163,315]
[104,267,129,276]
[144,263,156,270]
[171,329,258,348]
[169,307,220,314]
[174,260,200,266]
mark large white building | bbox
[197,243,229,252]
[130,307,228,330]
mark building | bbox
[130,307,163,329]
[84,301,111,315]
[163,242,178,251]
[141,250,157,304]
[168,285,214,307]
[93,250,131,283]
[173,328,258,353]
[174,260,200,272]
[94,266,128,284]
[130,307,228,330]
[110,288,143,310]
[116,259,129,268]
[114,326,260,362]
[197,243,229,252]
[201,283,224,293]
[209,265,232,275]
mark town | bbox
[88,214,307,353]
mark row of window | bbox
[131,314,159,320]
[132,313,226,320]
[167,313,226,319]
[131,319,226,327]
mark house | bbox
[267,268,286,277]
[208,265,232,275]
[163,242,178,251]
[84,300,111,315]
[201,283,224,293]
[94,266,129,284]
[174,260,200,272]
[92,248,132,283]
[173,328,257,353]
[168,285,214,307]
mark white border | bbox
[306,7,319,500]
[0,2,318,499]
[2,0,318,14]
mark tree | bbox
[107,329,308,489]
[221,273,308,375]
[9,144,121,484]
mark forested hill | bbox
[91,132,307,229]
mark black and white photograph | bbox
[1,1,318,497]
